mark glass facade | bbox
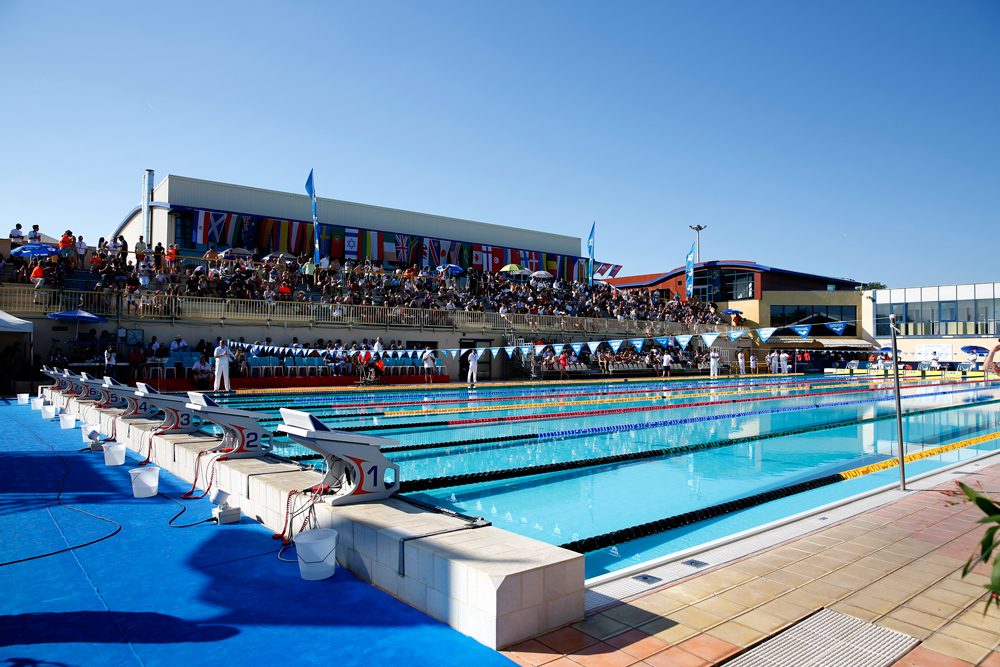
[874,291,998,337]
[691,269,755,302]
[770,305,857,337]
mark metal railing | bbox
[0,287,734,338]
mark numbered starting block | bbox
[67,372,101,401]
[278,408,400,505]
[135,382,199,434]
[77,373,113,406]
[184,392,273,459]
[104,377,157,419]
[40,366,66,393]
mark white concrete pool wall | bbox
[46,388,585,649]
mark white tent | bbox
[0,310,32,333]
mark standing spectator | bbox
[710,347,720,377]
[738,350,746,375]
[104,345,117,380]
[135,235,147,264]
[780,350,790,374]
[467,348,479,388]
[27,224,41,244]
[117,236,129,264]
[59,230,75,266]
[213,339,231,391]
[76,235,88,269]
[421,346,436,384]
[558,348,569,380]
[9,223,24,248]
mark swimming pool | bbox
[210,375,1000,578]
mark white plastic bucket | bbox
[294,528,339,580]
[30,398,44,410]
[17,394,29,405]
[103,442,126,466]
[59,414,76,429]
[41,405,57,419]
[129,466,160,498]
[81,423,100,442]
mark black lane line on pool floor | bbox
[393,394,1000,493]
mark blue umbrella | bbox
[48,309,109,324]
[721,309,743,315]
[11,243,59,258]
[961,345,989,355]
[436,264,464,275]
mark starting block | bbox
[135,382,199,434]
[278,408,400,505]
[184,392,273,459]
[69,372,102,401]
[104,377,157,419]
[40,366,66,393]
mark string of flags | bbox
[226,320,853,360]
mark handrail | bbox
[0,286,735,337]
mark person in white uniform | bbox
[737,350,745,375]
[213,340,231,391]
[967,351,978,371]
[467,349,479,387]
[780,350,790,374]
[750,352,758,374]
[929,351,940,370]
[421,347,436,384]
[770,351,780,374]
[709,347,720,377]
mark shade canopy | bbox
[436,264,464,275]
[531,271,554,279]
[10,244,59,258]
[0,309,32,333]
[961,345,989,355]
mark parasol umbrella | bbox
[499,264,526,272]
[721,309,743,315]
[219,247,254,258]
[263,251,296,263]
[530,270,554,279]
[11,243,59,258]
[48,309,109,340]
[961,345,989,356]
[436,264,464,275]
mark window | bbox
[174,211,195,250]
[875,304,890,337]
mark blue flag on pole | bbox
[587,222,595,287]
[685,243,695,298]
[305,169,319,263]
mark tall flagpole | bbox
[588,222,595,287]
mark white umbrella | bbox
[219,247,254,258]
[264,252,296,262]
[530,270,554,279]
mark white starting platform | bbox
[104,377,157,420]
[184,392,273,459]
[278,408,399,504]
[135,382,200,434]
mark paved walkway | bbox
[502,462,1000,667]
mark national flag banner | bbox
[608,340,623,353]
[701,333,720,348]
[675,335,693,350]
[607,264,623,278]
[344,228,359,260]
[361,230,382,261]
[757,327,778,343]
[287,221,307,254]
[256,219,274,249]
[825,321,848,335]
[490,347,500,358]
[472,245,488,271]
[571,343,582,355]
[522,251,540,272]
[630,338,644,352]
[207,212,229,244]
[586,341,601,353]
[382,238,395,261]
[329,226,345,259]
[193,210,211,244]
[428,239,442,267]
[272,220,289,254]
[224,215,245,247]
[728,331,744,341]
[790,324,812,338]
[519,345,531,356]
[544,254,558,274]
[241,215,258,249]
[505,248,520,266]
[406,236,422,265]
[489,247,504,272]
[448,241,462,265]
[395,234,410,263]
[504,346,515,357]
[314,224,332,258]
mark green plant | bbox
[943,481,1000,613]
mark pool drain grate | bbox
[722,609,917,667]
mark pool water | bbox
[209,376,1000,578]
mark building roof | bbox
[605,260,861,289]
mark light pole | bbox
[889,314,906,491]
[689,225,707,263]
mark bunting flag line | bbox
[608,340,623,353]
[571,343,582,355]
[653,336,671,348]
[519,345,531,357]
[449,350,459,359]
[504,346,515,357]
[728,331,744,341]
[586,341,601,353]
[825,321,848,335]
[630,338,644,352]
[701,333,720,348]
[757,327,777,343]
[676,335,693,350]
[490,347,500,358]
[790,324,812,338]
[535,344,546,355]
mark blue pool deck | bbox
[0,401,516,667]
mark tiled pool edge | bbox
[49,389,585,650]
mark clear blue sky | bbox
[1,1,997,288]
